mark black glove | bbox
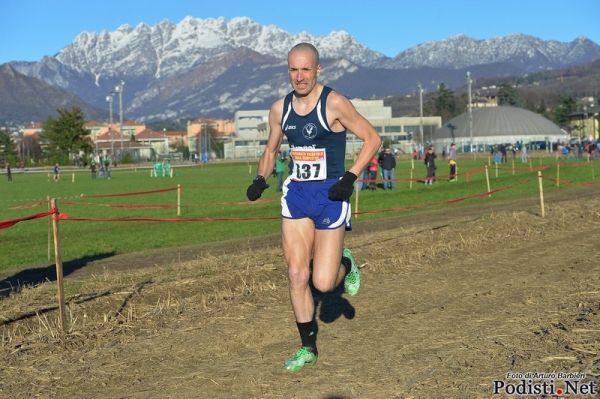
[246,175,269,201]
[328,171,357,201]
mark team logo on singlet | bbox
[302,123,318,140]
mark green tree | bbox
[40,107,93,162]
[551,95,578,127]
[427,83,457,123]
[0,130,17,165]
[497,83,523,107]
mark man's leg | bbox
[281,220,349,371]
[382,169,389,190]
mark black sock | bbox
[341,256,352,276]
[296,320,317,355]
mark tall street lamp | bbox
[115,79,125,158]
[466,71,474,159]
[105,91,114,157]
[583,106,588,140]
[418,83,424,152]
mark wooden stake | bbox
[354,181,359,218]
[177,184,181,216]
[47,196,51,261]
[495,163,498,178]
[512,160,515,175]
[50,199,67,334]
[485,166,491,196]
[170,167,173,178]
[410,169,413,190]
[556,163,560,187]
[248,164,252,174]
[538,171,545,217]
[488,155,491,166]
[72,172,75,183]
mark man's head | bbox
[288,42,321,96]
[451,143,456,147]
[385,147,392,154]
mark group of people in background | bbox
[89,160,111,179]
[355,146,396,191]
[355,142,460,188]
[560,141,598,162]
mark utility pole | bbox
[115,80,125,159]
[105,92,114,158]
[418,83,424,152]
[466,71,474,159]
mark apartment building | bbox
[223,100,441,159]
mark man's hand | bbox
[246,176,269,201]
[328,171,357,201]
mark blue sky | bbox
[2,0,599,64]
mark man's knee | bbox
[312,278,337,293]
[288,264,310,287]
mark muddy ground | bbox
[1,185,600,398]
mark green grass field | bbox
[0,153,595,274]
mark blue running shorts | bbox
[281,176,352,230]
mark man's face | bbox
[288,49,321,96]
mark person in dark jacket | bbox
[424,146,437,185]
[380,147,396,190]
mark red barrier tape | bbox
[0,208,68,230]
[61,198,277,209]
[0,199,49,211]
[60,216,280,223]
[83,187,178,198]
[354,178,534,216]
[62,201,176,209]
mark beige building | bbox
[568,106,600,140]
[223,99,441,159]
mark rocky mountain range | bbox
[0,64,107,124]
[5,16,600,123]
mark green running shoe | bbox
[343,248,361,296]
[283,347,318,371]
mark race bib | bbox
[290,148,327,181]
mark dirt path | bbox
[1,187,600,398]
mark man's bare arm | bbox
[255,99,285,179]
[328,92,382,177]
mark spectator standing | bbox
[441,146,447,160]
[53,163,59,181]
[275,151,286,192]
[448,143,457,181]
[500,144,507,163]
[424,146,437,185]
[562,144,570,161]
[368,157,379,190]
[380,147,396,190]
[521,144,528,163]
[6,163,12,182]
[90,162,96,179]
